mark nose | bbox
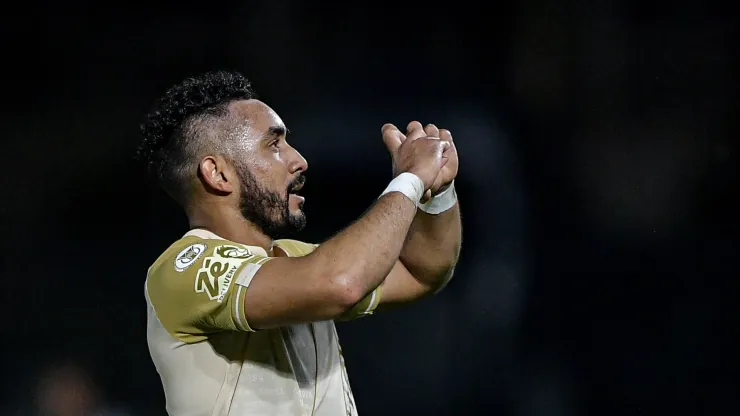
[287,145,308,175]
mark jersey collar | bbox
[183,229,270,257]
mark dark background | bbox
[1,2,737,415]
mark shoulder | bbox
[146,236,267,301]
[145,235,270,340]
[151,236,210,275]
[149,236,261,276]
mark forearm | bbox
[312,192,417,298]
[240,191,422,329]
[400,201,462,289]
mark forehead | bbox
[227,99,285,135]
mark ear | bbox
[198,155,236,194]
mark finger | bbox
[381,123,405,152]
[424,123,440,138]
[381,123,399,135]
[439,142,452,162]
[406,121,425,141]
[420,189,432,204]
[439,129,456,157]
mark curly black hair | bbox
[137,70,257,205]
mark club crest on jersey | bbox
[174,243,207,272]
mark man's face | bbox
[228,100,308,239]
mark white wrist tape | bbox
[419,181,458,214]
[381,172,425,204]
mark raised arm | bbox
[241,134,451,330]
[375,122,462,307]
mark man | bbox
[138,70,462,416]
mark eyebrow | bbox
[263,125,289,139]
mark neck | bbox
[187,201,273,253]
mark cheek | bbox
[249,158,271,175]
[251,159,287,191]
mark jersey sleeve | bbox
[336,286,382,321]
[146,238,273,343]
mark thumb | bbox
[381,123,404,152]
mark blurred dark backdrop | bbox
[1,2,737,415]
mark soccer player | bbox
[138,71,462,416]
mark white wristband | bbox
[419,181,457,214]
[380,172,425,204]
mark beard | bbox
[236,164,306,239]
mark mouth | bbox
[289,193,305,204]
[288,176,305,195]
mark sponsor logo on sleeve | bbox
[195,245,255,302]
[174,243,207,272]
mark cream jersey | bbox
[145,229,381,416]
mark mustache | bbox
[288,175,306,193]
